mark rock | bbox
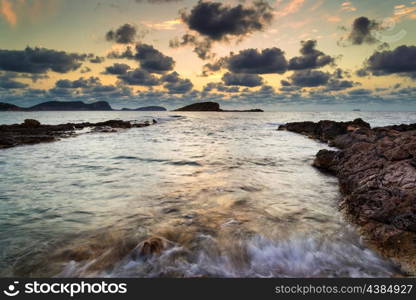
[23,119,41,127]
[174,102,263,112]
[0,119,157,149]
[175,102,222,112]
[132,237,172,260]
[281,119,416,273]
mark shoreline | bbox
[279,119,416,274]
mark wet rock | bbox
[23,119,41,127]
[281,119,416,273]
[0,119,157,149]
[132,237,173,260]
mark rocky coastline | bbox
[279,119,416,274]
[0,119,156,149]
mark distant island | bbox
[0,101,112,111]
[121,106,167,111]
[174,102,263,112]
[0,101,262,112]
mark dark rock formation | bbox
[174,102,263,112]
[279,119,416,273]
[29,101,112,111]
[175,102,221,112]
[122,106,167,111]
[0,119,155,149]
[0,101,113,111]
[0,103,25,111]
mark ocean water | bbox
[0,111,415,278]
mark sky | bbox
[0,0,415,111]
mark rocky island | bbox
[121,106,167,111]
[0,101,113,111]
[279,119,416,274]
[174,102,263,112]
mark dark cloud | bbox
[222,72,263,87]
[160,71,193,94]
[203,82,240,93]
[287,70,331,87]
[0,47,89,74]
[169,34,213,60]
[181,0,273,41]
[80,67,92,74]
[173,0,273,59]
[324,79,356,91]
[164,78,193,94]
[106,24,138,44]
[118,68,160,86]
[108,44,175,74]
[288,40,334,70]
[348,89,373,96]
[227,47,288,74]
[55,77,101,89]
[135,44,175,73]
[361,45,416,79]
[104,63,131,75]
[0,73,28,89]
[343,17,380,46]
[89,56,105,64]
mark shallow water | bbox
[1,111,415,278]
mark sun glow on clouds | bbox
[393,3,416,21]
[0,0,16,26]
[0,0,60,27]
[275,0,305,17]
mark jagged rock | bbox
[280,119,416,273]
[0,119,157,149]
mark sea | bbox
[0,111,415,278]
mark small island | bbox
[174,102,263,112]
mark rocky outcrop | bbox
[122,106,167,111]
[175,102,222,112]
[0,119,155,149]
[174,102,264,112]
[279,119,416,273]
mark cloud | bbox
[160,71,193,94]
[222,72,263,87]
[55,77,100,89]
[104,63,131,75]
[342,17,380,46]
[181,0,273,41]
[173,0,273,59]
[203,82,240,93]
[0,47,91,74]
[341,1,356,12]
[360,45,416,79]
[118,68,160,86]
[164,78,193,94]
[0,72,28,89]
[0,0,60,27]
[0,47,89,74]
[169,34,213,60]
[227,47,288,74]
[89,56,105,64]
[275,0,305,17]
[108,43,175,74]
[288,40,334,70]
[287,70,331,87]
[0,0,16,26]
[106,24,138,44]
[135,0,183,4]
[135,44,175,73]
